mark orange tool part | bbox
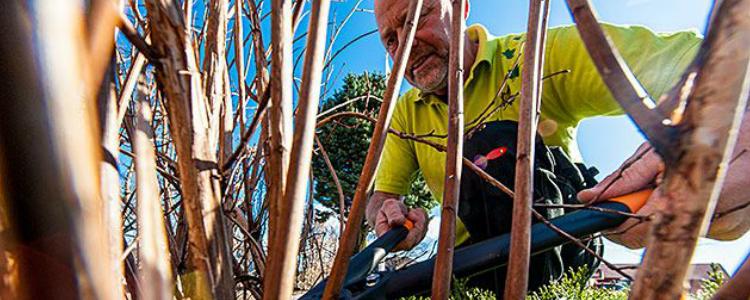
[609,189,653,213]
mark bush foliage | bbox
[397,264,727,300]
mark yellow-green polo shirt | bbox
[374,23,701,244]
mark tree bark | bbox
[431,0,466,298]
[134,77,174,300]
[264,0,331,299]
[503,1,550,299]
[263,0,294,298]
[143,0,218,298]
[202,1,236,297]
[98,55,127,300]
[630,0,750,298]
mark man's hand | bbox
[577,142,665,249]
[579,112,750,249]
[366,192,429,251]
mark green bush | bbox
[396,264,727,300]
[527,267,628,300]
[399,277,496,300]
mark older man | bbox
[367,0,750,294]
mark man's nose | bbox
[400,34,420,58]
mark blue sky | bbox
[309,0,750,274]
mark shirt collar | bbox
[414,24,496,104]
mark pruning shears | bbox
[301,189,652,300]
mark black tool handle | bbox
[300,223,410,299]
[377,197,647,299]
[304,190,651,299]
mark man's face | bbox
[375,0,452,93]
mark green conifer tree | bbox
[313,72,437,222]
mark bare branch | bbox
[265,0,331,298]
[431,0,467,297]
[565,0,676,153]
[0,1,79,297]
[631,0,750,297]
[98,56,127,299]
[322,0,423,297]
[143,0,218,297]
[86,0,123,98]
[504,1,550,298]
[30,1,122,298]
[315,135,347,234]
[133,76,174,300]
[117,13,159,62]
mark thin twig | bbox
[431,0,466,296]
[533,203,649,220]
[465,49,523,137]
[117,13,159,62]
[315,135,347,234]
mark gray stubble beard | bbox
[412,62,449,95]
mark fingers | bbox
[374,199,408,237]
[708,116,750,240]
[407,208,428,226]
[578,142,664,203]
[394,208,429,251]
[382,199,408,226]
[366,191,402,227]
[374,216,392,237]
[374,200,429,251]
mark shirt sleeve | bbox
[374,98,419,195]
[542,24,702,123]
